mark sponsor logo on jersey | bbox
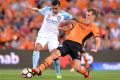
[46,18,60,24]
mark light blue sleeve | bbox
[67,14,73,20]
[38,7,51,16]
[61,11,73,20]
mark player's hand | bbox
[26,1,32,9]
[91,48,98,53]
[58,27,63,30]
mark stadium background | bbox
[0,0,120,80]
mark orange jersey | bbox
[66,22,100,45]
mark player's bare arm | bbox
[27,7,39,12]
[91,37,101,52]
[26,2,40,13]
[58,24,73,32]
[58,20,76,32]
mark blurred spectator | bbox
[109,22,120,50]
[0,7,5,19]
[14,17,24,29]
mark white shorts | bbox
[35,36,59,52]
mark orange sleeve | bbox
[91,24,100,38]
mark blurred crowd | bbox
[0,0,120,50]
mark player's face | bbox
[86,11,95,23]
[51,5,60,14]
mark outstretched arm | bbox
[58,20,76,32]
[27,7,40,13]
[58,24,74,32]
[26,2,49,16]
[91,37,101,52]
[26,2,40,12]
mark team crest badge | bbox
[48,14,51,18]
[57,16,61,21]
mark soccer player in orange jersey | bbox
[32,9,101,78]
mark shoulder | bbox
[91,22,98,28]
[38,7,51,15]
[43,6,51,11]
[91,23,99,34]
[60,10,71,16]
[39,7,51,12]
[60,10,72,20]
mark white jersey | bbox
[38,7,73,39]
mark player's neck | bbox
[88,22,94,26]
[53,13,58,15]
[52,11,60,15]
[85,22,94,26]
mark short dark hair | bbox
[88,8,98,17]
[51,0,60,6]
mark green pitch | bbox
[0,69,120,80]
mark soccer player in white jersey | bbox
[27,0,73,79]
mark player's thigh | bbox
[34,43,43,51]
[50,49,61,59]
[74,59,81,66]
[73,59,81,70]
[35,37,48,50]
[43,44,48,50]
[82,53,88,60]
